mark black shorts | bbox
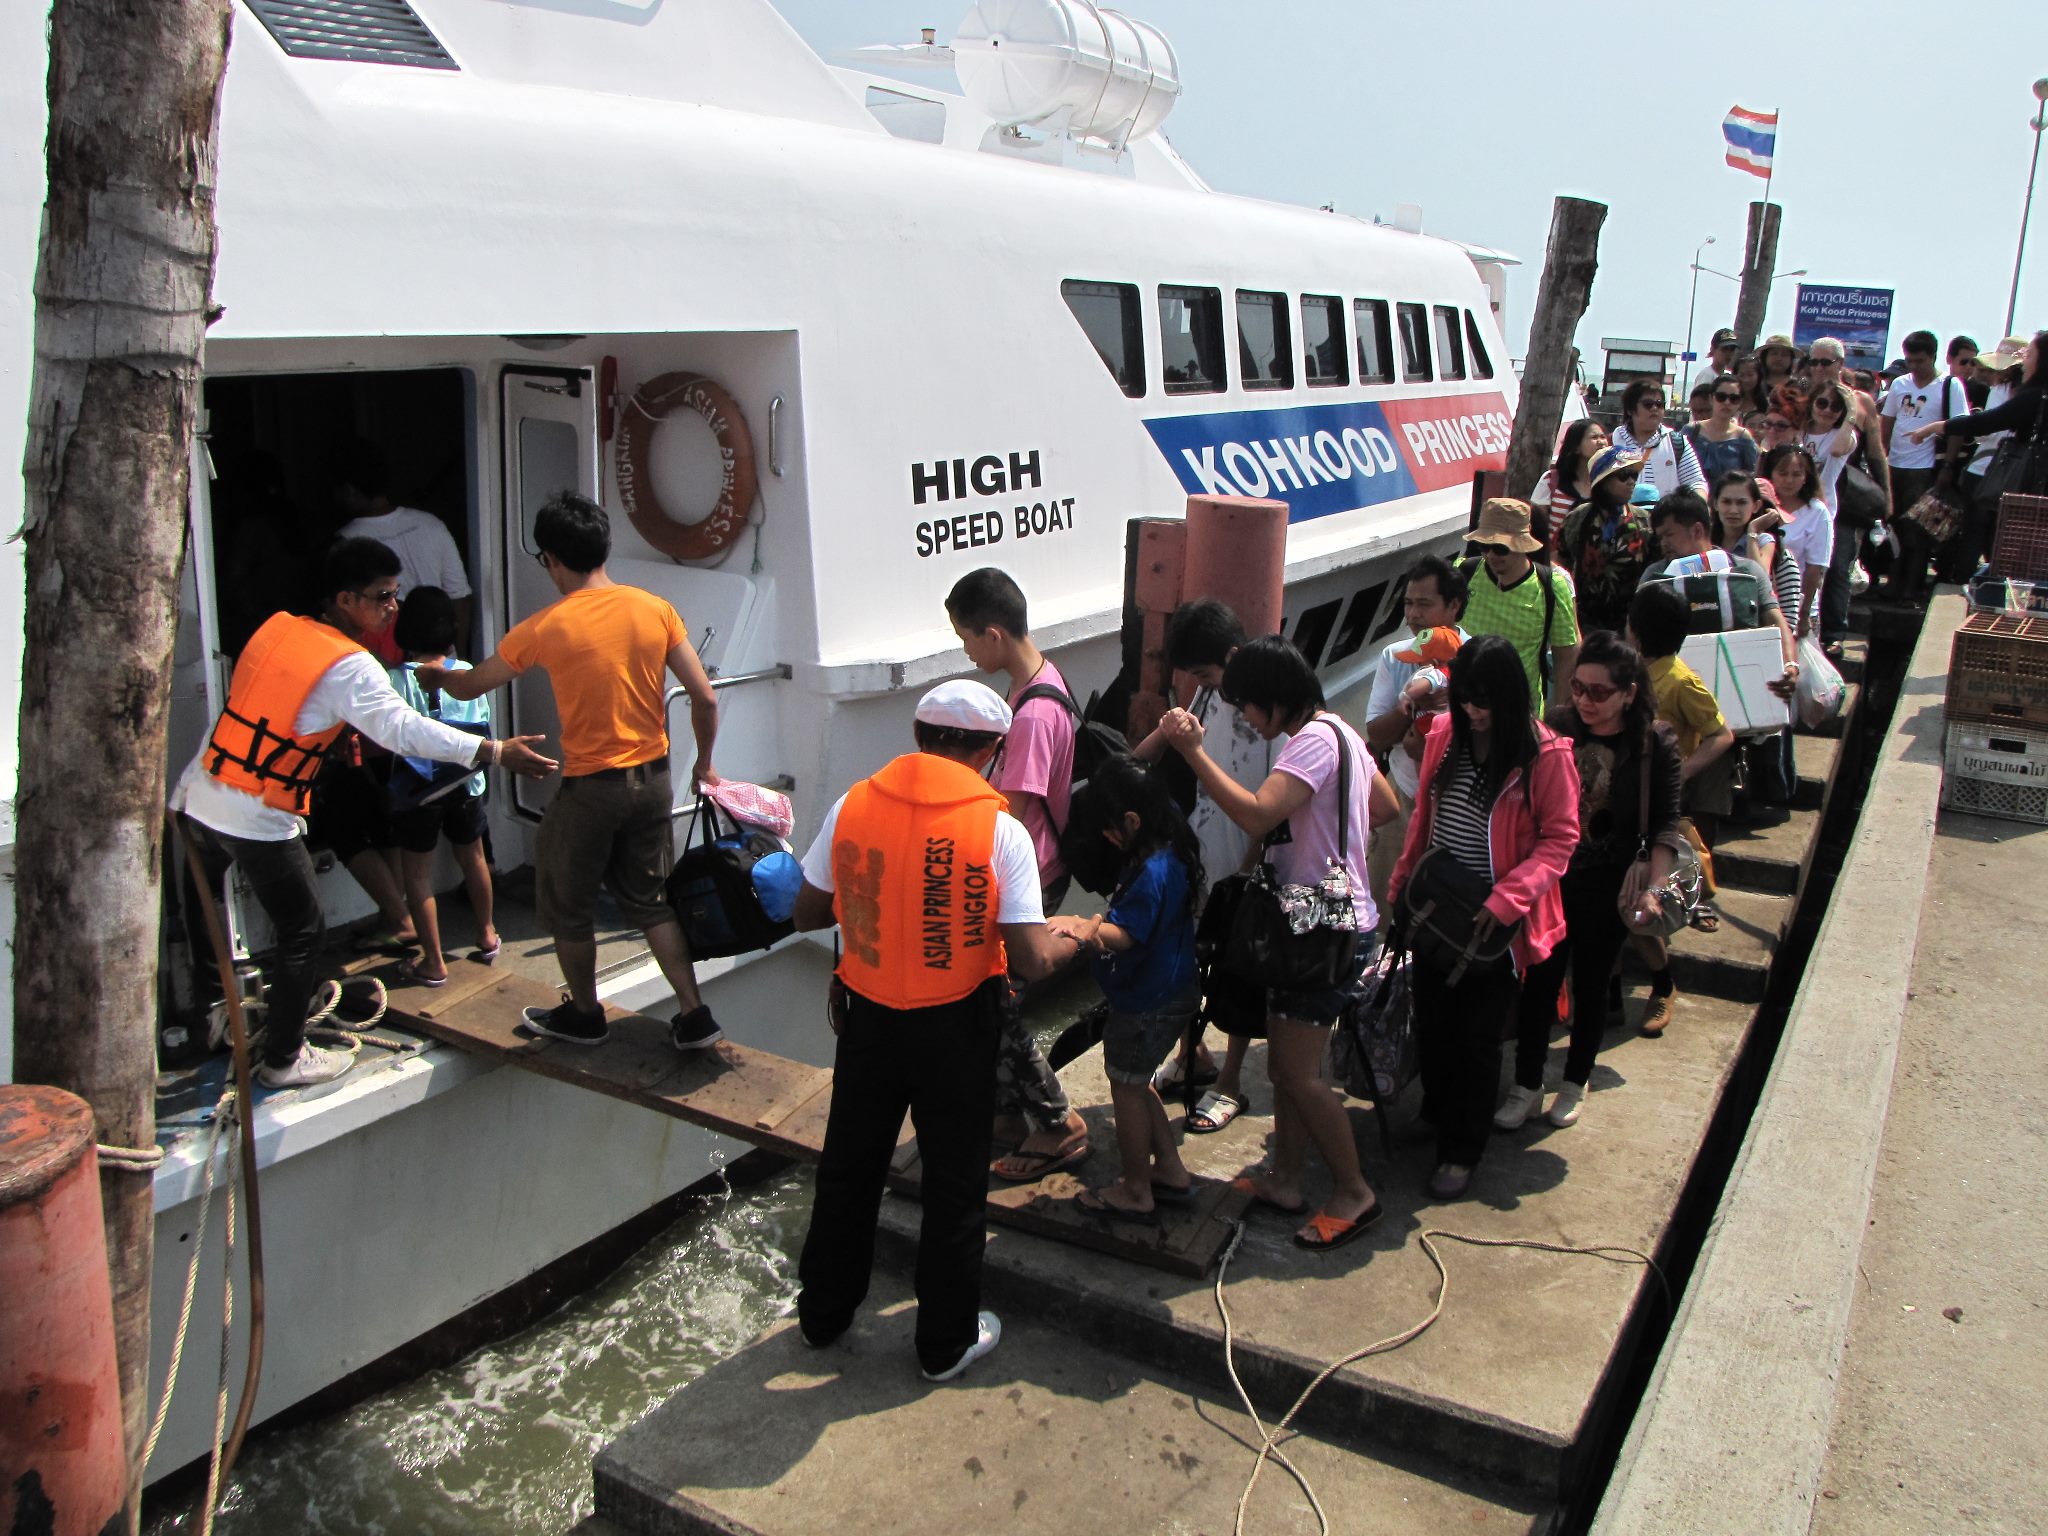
[390,788,487,855]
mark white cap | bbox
[915,679,1013,734]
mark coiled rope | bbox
[1214,1220,1666,1535]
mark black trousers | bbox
[179,814,328,1068]
[797,979,1001,1374]
[1515,866,1629,1092]
[1413,958,1522,1169]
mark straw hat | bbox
[1466,497,1544,554]
[1759,333,1797,360]
[1977,335,2030,374]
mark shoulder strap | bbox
[1535,561,1557,700]
[1634,741,1652,863]
[1331,718,1353,863]
[1015,681,1080,718]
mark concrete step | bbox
[1655,886,1792,1004]
[860,991,1764,1503]
[1792,730,1841,810]
[591,1284,1548,1536]
[1711,804,1822,897]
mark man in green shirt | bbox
[1457,497,1581,713]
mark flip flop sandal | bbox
[1150,1178,1196,1205]
[470,940,503,964]
[1690,903,1721,933]
[1074,1186,1160,1223]
[991,1137,1091,1183]
[1186,1090,1246,1135]
[397,960,449,989]
[1226,1175,1306,1216]
[1292,1201,1382,1252]
[1152,1056,1221,1093]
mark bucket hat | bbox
[1588,445,1646,491]
[1465,497,1544,555]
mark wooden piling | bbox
[1505,197,1607,502]
[1733,201,1783,352]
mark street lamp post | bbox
[2006,78,2048,337]
[1682,235,1716,399]
[1694,264,1808,340]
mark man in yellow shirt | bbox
[428,493,722,1049]
[1628,583,1736,840]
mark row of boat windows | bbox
[1061,281,1496,400]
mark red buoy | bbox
[0,1084,127,1536]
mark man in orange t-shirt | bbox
[427,492,722,1049]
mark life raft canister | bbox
[204,612,364,814]
[614,372,759,563]
[830,752,1009,1011]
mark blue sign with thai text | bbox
[1793,285,1894,372]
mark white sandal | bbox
[1187,1090,1246,1134]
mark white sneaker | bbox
[921,1311,1001,1382]
[1493,1084,1542,1130]
[1547,1082,1585,1128]
[257,1041,355,1089]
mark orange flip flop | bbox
[1292,1201,1382,1252]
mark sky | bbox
[774,0,2048,369]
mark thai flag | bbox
[1723,106,1777,179]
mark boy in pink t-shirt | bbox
[946,567,1090,1181]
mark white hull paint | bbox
[3,0,1518,1476]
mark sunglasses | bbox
[1812,357,1840,367]
[1713,391,1743,403]
[1763,417,1792,431]
[1569,678,1623,703]
[1812,397,1842,411]
[356,586,400,607]
[1638,399,1666,410]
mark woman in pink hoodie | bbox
[1389,636,1580,1200]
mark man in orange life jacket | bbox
[171,539,557,1088]
[789,680,1075,1382]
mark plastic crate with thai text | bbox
[1942,720,2048,825]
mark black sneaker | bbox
[670,1005,725,1051]
[520,999,609,1045]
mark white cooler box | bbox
[1680,627,1790,736]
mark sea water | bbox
[142,1166,812,1534]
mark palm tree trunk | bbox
[15,1,232,1522]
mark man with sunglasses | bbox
[1881,330,1972,601]
[173,538,558,1087]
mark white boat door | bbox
[499,364,598,818]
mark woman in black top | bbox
[1496,632,1685,1134]
[1908,329,2045,456]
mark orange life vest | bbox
[203,613,364,814]
[831,751,1009,1010]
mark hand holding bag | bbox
[1618,745,1702,939]
[1219,720,1362,993]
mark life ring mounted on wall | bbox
[613,371,759,564]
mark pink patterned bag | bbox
[702,778,794,838]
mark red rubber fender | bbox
[613,372,758,563]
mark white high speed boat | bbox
[0,0,1522,1477]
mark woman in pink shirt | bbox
[1164,636,1397,1252]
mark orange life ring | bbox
[614,372,758,563]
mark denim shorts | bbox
[1101,978,1202,1085]
[1267,933,1382,1028]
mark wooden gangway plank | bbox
[374,958,1247,1275]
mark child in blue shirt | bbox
[1051,755,1204,1220]
[387,587,497,986]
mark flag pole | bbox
[1750,106,1778,271]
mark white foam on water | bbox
[145,1167,811,1535]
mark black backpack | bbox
[1009,679,1129,830]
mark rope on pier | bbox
[1215,1223,1670,1535]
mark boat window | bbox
[1353,299,1394,384]
[1323,582,1389,666]
[1160,286,1226,395]
[1062,280,1146,398]
[1397,303,1432,382]
[865,86,947,145]
[1300,295,1347,388]
[1433,305,1466,381]
[1464,310,1496,379]
[1291,598,1344,667]
[1236,290,1292,391]
[245,0,457,70]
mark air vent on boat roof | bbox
[245,0,457,70]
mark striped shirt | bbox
[1430,746,1495,882]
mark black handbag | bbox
[663,800,798,959]
[1219,719,1363,994]
[1836,460,1889,528]
[1393,845,1517,985]
[1977,390,2048,515]
[1329,942,1417,1157]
